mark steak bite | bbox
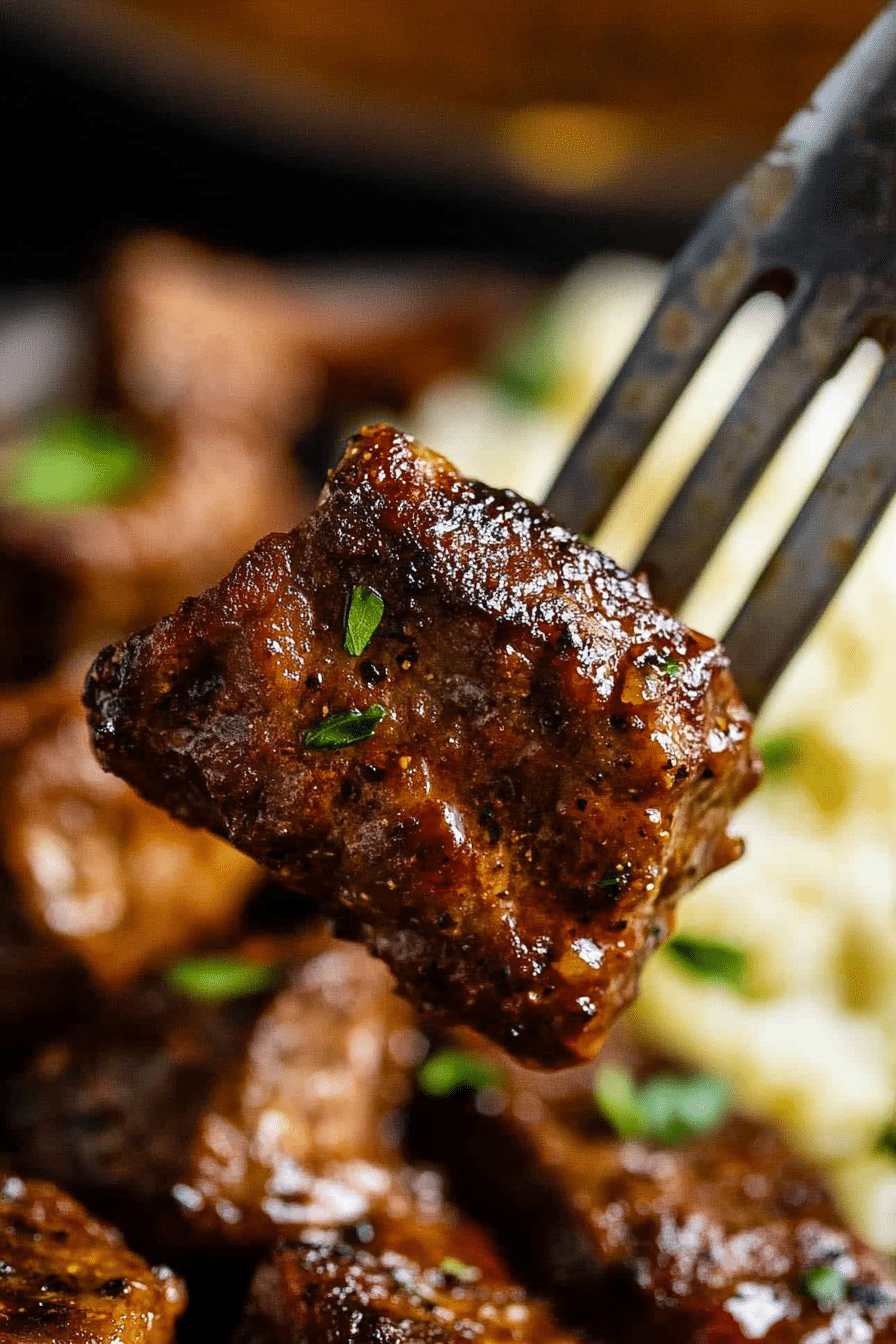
[174,936,418,1248]
[4,933,418,1257]
[1,672,262,987]
[104,234,532,435]
[0,303,313,656]
[0,1172,185,1343]
[411,1049,896,1344]
[235,1166,579,1344]
[84,424,759,1067]
[2,971,265,1257]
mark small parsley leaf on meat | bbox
[803,1266,847,1307]
[593,1064,644,1139]
[344,586,385,657]
[595,1065,731,1143]
[5,412,145,509]
[439,1258,481,1283]
[417,1049,503,1097]
[305,706,385,749]
[598,864,631,898]
[166,955,281,1001]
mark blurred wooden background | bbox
[110,0,884,197]
[0,0,887,282]
[114,0,882,124]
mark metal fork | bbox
[545,3,896,714]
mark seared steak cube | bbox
[85,425,759,1067]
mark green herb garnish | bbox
[636,1074,731,1144]
[416,1049,503,1097]
[758,730,803,777]
[595,1065,731,1144]
[662,658,682,678]
[4,412,145,509]
[877,1123,896,1158]
[593,1064,645,1140]
[598,864,631,898]
[304,705,385,749]
[166,955,281,1002]
[803,1266,847,1307]
[488,303,562,409]
[666,934,746,991]
[439,1257,481,1283]
[344,586,385,657]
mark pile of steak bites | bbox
[1,236,894,1343]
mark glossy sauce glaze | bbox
[0,1173,185,1343]
[235,1164,579,1344]
[410,1052,896,1344]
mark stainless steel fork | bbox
[546,3,896,713]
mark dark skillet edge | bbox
[0,0,703,287]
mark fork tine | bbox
[636,276,868,611]
[544,198,757,537]
[722,355,896,713]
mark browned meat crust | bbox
[0,237,316,986]
[2,976,263,1257]
[84,424,759,1066]
[235,1166,579,1344]
[0,1172,185,1343]
[3,934,417,1257]
[100,234,323,445]
[1,675,261,987]
[411,1057,896,1344]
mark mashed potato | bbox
[409,255,896,1252]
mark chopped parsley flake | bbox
[166,955,281,1002]
[487,303,562,409]
[598,863,631,899]
[758,730,803,777]
[439,1257,481,1283]
[304,705,385,749]
[662,657,682,678]
[595,1065,731,1144]
[877,1122,896,1158]
[593,1064,644,1140]
[4,412,146,509]
[344,586,385,657]
[666,934,746,991]
[416,1049,503,1097]
[803,1266,847,1307]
